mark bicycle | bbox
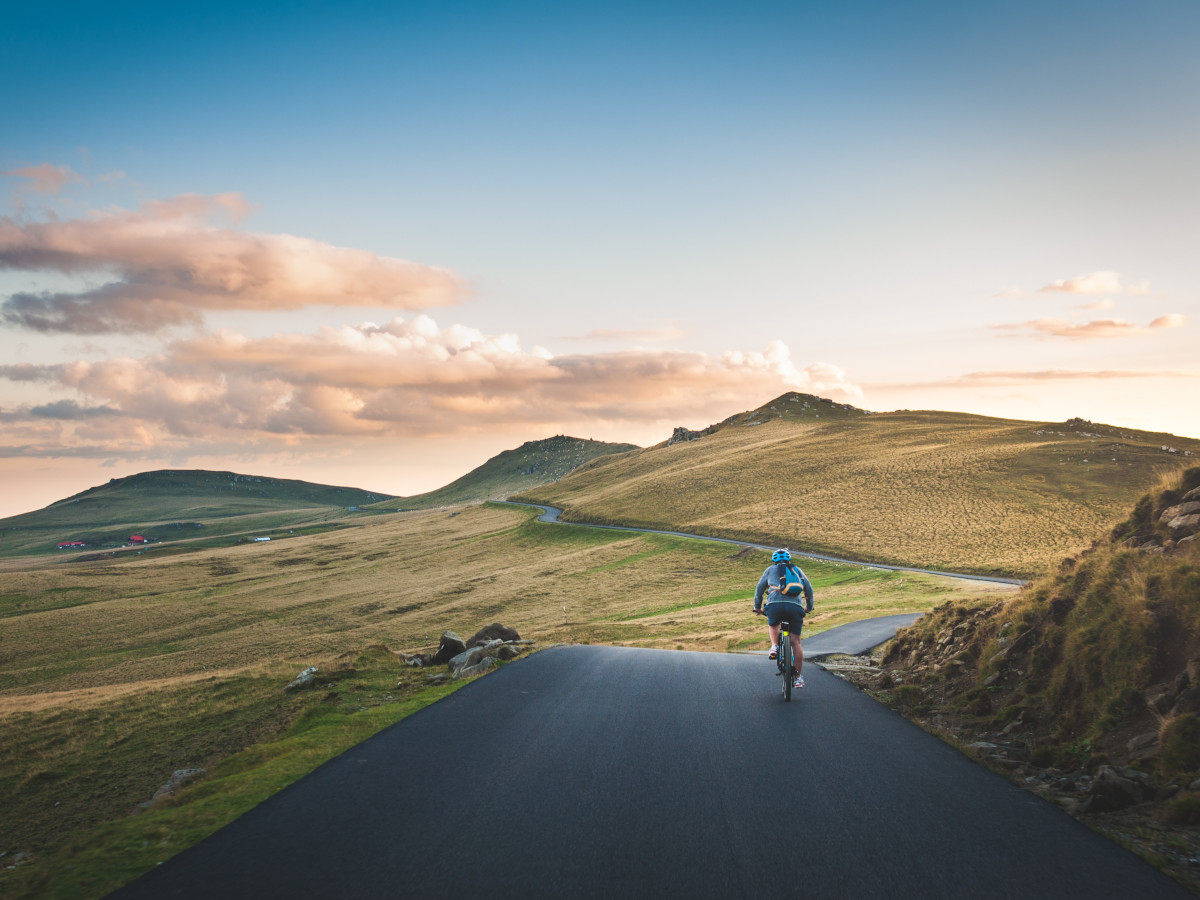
[755,607,799,701]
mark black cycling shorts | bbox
[765,600,806,632]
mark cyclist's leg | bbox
[768,621,781,651]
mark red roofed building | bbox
[57,541,85,549]
[128,535,147,544]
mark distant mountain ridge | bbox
[0,470,395,557]
[368,435,639,511]
[518,392,1200,577]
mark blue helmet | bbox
[772,548,791,563]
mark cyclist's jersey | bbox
[754,562,814,612]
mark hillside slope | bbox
[517,392,1200,577]
[368,435,638,511]
[0,470,392,557]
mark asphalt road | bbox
[499,501,1027,586]
[112,646,1188,899]
[802,613,924,658]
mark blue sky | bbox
[1,0,1197,515]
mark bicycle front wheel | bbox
[781,637,793,702]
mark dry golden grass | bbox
[0,502,1012,704]
[519,405,1199,577]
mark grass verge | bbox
[0,646,467,899]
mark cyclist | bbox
[754,549,814,689]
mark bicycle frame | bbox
[778,623,795,701]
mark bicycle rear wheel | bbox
[781,636,793,702]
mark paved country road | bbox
[802,613,924,658]
[498,501,1027,586]
[112,647,1187,899]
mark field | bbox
[518,396,1200,578]
[0,501,1012,898]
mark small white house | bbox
[253,536,271,542]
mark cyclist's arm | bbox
[801,572,814,613]
[753,572,769,611]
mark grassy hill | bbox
[516,392,1200,578]
[0,470,393,558]
[368,435,639,511]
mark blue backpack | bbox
[777,562,805,598]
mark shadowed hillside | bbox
[517,392,1200,577]
[368,435,639,511]
[0,470,393,558]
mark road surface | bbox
[802,613,924,658]
[111,646,1187,899]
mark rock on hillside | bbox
[664,392,868,446]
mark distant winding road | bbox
[499,501,1027,586]
[112,645,1186,899]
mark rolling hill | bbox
[367,435,639,511]
[0,470,394,558]
[516,392,1200,577]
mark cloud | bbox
[564,327,688,343]
[863,368,1194,391]
[1150,314,1186,330]
[992,314,1186,339]
[1075,298,1115,311]
[1039,270,1123,295]
[0,194,462,333]
[0,316,862,454]
[992,286,1028,299]
[1,164,84,195]
[955,368,1187,384]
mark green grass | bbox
[0,647,467,900]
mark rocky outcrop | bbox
[432,631,467,665]
[141,768,206,808]
[667,425,716,446]
[1080,765,1152,813]
[284,666,318,690]
[412,624,534,681]
[1162,501,1200,532]
[467,623,521,647]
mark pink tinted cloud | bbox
[564,327,688,342]
[0,194,461,333]
[866,368,1192,390]
[0,318,862,453]
[1,163,84,195]
[1039,270,1123,295]
[992,314,1186,339]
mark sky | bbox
[1,0,1197,518]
